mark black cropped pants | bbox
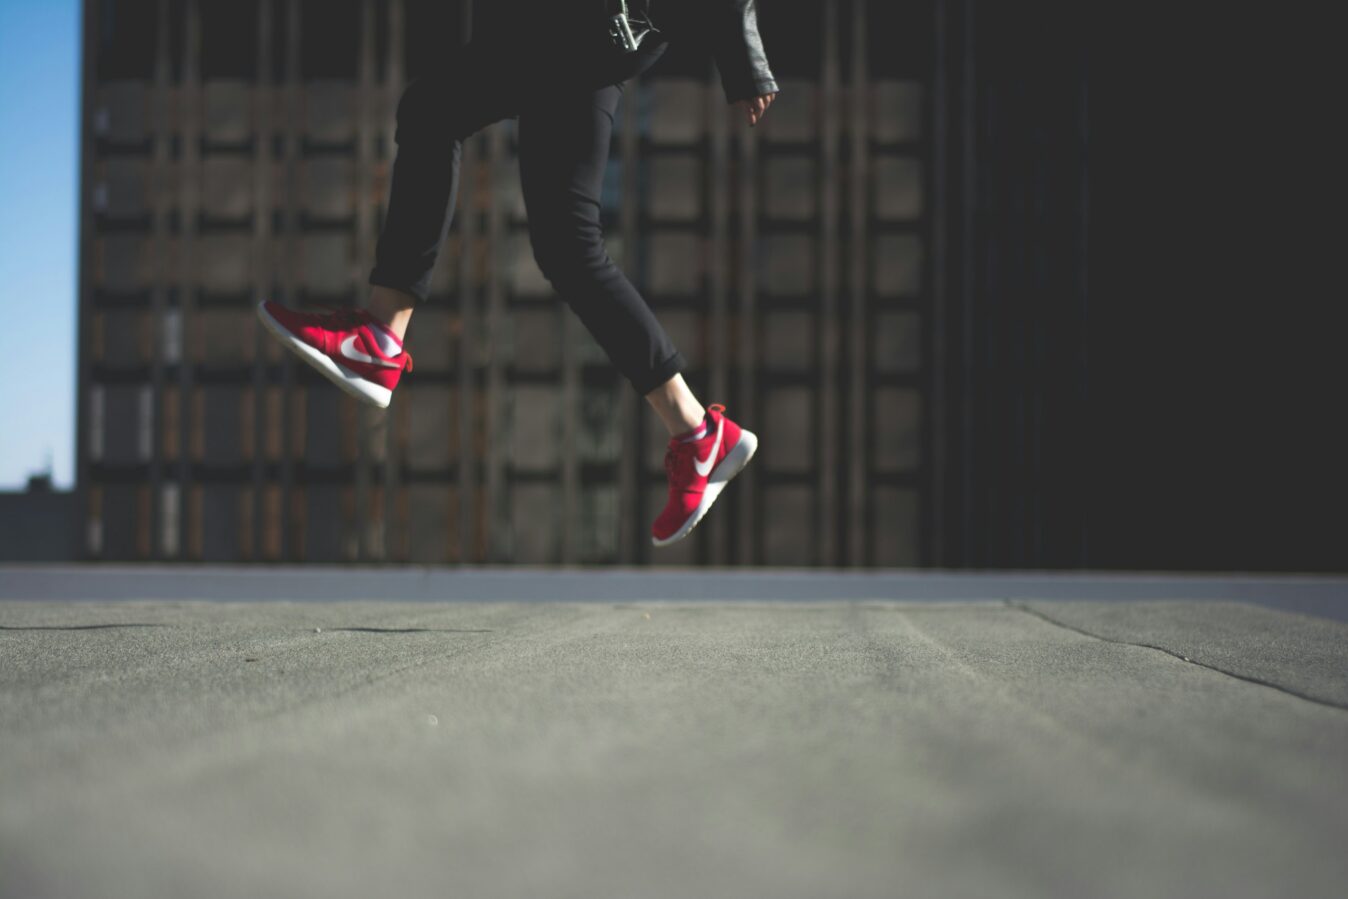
[368,34,688,396]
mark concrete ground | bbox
[1,571,1346,898]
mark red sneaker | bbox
[256,300,413,409]
[652,403,758,547]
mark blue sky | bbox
[0,0,79,489]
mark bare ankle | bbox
[366,286,417,340]
[644,373,705,436]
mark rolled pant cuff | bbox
[632,350,688,397]
[368,269,431,305]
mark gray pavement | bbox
[4,564,1347,620]
[2,591,1346,898]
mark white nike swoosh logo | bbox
[340,334,402,368]
[693,416,724,477]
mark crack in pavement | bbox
[0,624,170,631]
[1008,601,1348,714]
[326,627,495,634]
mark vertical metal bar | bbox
[75,0,99,559]
[736,57,761,566]
[385,0,405,561]
[560,307,578,563]
[707,53,731,564]
[847,0,869,567]
[456,0,477,563]
[178,0,201,558]
[252,0,274,561]
[484,110,507,562]
[148,0,172,559]
[280,0,300,559]
[354,0,376,559]
[616,76,641,564]
[1076,69,1090,566]
[928,0,949,567]
[819,0,842,566]
[959,0,977,565]
[559,117,579,563]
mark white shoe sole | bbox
[651,428,759,547]
[256,301,393,409]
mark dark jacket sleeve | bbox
[707,0,780,103]
[655,0,780,104]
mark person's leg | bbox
[366,41,521,339]
[258,42,527,409]
[645,373,712,439]
[367,285,417,341]
[517,82,703,436]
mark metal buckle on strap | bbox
[607,0,653,53]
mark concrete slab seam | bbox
[1006,601,1348,714]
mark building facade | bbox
[78,0,932,565]
[0,475,79,563]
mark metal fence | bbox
[78,0,935,566]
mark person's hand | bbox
[735,92,777,127]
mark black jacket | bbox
[475,1,779,104]
[642,1,780,103]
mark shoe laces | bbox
[314,303,414,372]
[664,445,688,479]
[663,404,726,480]
[314,303,369,329]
